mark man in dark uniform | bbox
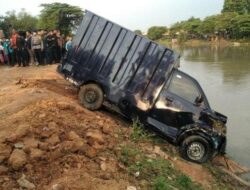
[46,30,58,64]
[16,31,28,67]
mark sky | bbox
[0,0,224,31]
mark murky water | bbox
[171,44,250,171]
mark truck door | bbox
[147,69,209,139]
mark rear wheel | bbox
[78,83,104,110]
[180,135,212,163]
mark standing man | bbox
[53,29,59,63]
[16,32,28,67]
[31,30,43,66]
[26,31,34,66]
[46,30,57,64]
[10,29,17,66]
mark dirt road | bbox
[0,65,246,189]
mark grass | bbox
[119,145,203,190]
[130,118,154,142]
[127,118,234,190]
[130,118,178,157]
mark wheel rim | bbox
[187,142,205,161]
[85,90,97,103]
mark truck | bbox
[58,10,227,163]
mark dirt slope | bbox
[0,65,246,190]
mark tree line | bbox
[137,0,250,41]
[0,3,83,37]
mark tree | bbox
[199,15,217,35]
[232,14,250,38]
[0,9,37,37]
[38,3,83,35]
[222,0,250,14]
[134,29,142,35]
[214,13,238,38]
[147,26,167,40]
[15,9,38,31]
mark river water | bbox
[171,44,250,172]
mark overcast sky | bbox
[1,0,224,31]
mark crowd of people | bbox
[0,29,72,67]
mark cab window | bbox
[168,71,201,104]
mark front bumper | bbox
[218,136,227,154]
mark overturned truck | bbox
[58,10,227,163]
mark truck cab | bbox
[145,68,227,163]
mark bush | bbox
[147,26,167,40]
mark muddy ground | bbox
[0,65,248,190]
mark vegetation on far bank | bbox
[136,0,250,43]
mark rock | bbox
[0,143,12,163]
[99,172,112,180]
[0,165,8,174]
[134,171,140,177]
[48,122,58,129]
[99,157,106,161]
[61,140,84,153]
[47,134,60,145]
[39,142,49,151]
[25,164,34,173]
[50,183,64,190]
[17,175,35,189]
[153,145,169,159]
[100,161,107,171]
[50,149,63,160]
[105,160,118,173]
[23,137,39,152]
[84,146,97,158]
[8,149,27,170]
[7,124,30,142]
[57,102,74,110]
[30,148,44,160]
[39,113,46,119]
[107,139,116,150]
[127,186,137,190]
[101,125,112,134]
[14,142,24,149]
[86,131,105,146]
[67,131,81,141]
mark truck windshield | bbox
[167,70,210,109]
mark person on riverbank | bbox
[46,30,58,64]
[1,37,12,65]
[26,31,34,66]
[16,32,28,67]
[31,30,44,66]
[10,29,17,66]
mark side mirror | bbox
[194,94,203,106]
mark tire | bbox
[180,135,212,163]
[78,83,104,111]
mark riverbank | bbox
[0,65,249,189]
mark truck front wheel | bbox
[78,83,104,110]
[180,135,212,163]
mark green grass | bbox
[119,145,203,190]
[130,118,154,142]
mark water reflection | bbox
[177,45,250,84]
[170,44,250,172]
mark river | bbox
[171,44,250,176]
